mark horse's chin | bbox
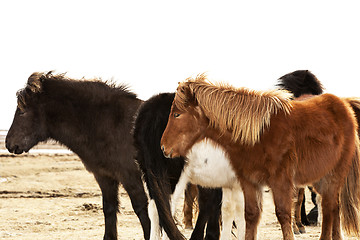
[164,150,174,159]
[163,149,180,159]
[169,152,180,158]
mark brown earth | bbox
[0,152,358,240]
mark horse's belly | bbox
[185,138,238,188]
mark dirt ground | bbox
[0,152,358,240]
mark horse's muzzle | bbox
[161,145,173,159]
[6,142,25,154]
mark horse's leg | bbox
[271,183,295,240]
[300,189,310,226]
[183,183,198,229]
[171,169,189,216]
[190,187,221,240]
[120,173,151,240]
[233,184,245,240]
[319,191,343,240]
[189,186,208,240]
[313,180,341,240]
[293,187,306,234]
[318,193,335,240]
[220,187,235,240]
[94,174,119,240]
[316,194,322,227]
[204,188,222,240]
[292,188,300,235]
[331,201,344,240]
[148,199,161,240]
[241,182,262,240]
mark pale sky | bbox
[1,0,359,129]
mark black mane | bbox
[17,72,137,111]
[277,70,324,98]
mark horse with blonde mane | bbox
[160,75,360,240]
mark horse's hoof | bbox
[184,224,193,230]
[296,223,306,234]
[293,224,300,235]
[293,229,300,235]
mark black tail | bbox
[134,93,186,240]
[148,168,186,240]
[277,70,324,98]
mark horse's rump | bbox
[288,94,357,185]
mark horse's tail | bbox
[340,98,360,236]
[148,170,186,240]
[346,98,360,125]
[277,70,324,98]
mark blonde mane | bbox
[174,74,293,145]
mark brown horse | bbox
[160,75,360,240]
[278,70,360,234]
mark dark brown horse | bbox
[161,75,360,240]
[5,72,150,240]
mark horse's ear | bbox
[27,72,45,93]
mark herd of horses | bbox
[5,70,360,240]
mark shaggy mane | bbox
[174,74,293,145]
[17,71,135,111]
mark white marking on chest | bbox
[185,138,238,188]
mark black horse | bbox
[6,72,150,240]
[134,92,222,240]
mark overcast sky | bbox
[1,0,359,129]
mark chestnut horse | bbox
[278,69,325,233]
[278,70,360,233]
[6,72,150,240]
[161,75,360,240]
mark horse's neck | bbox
[44,95,140,156]
[202,126,236,150]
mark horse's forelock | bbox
[16,89,27,112]
[174,73,209,111]
[16,71,53,111]
[27,72,47,93]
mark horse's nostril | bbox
[10,145,18,153]
[7,144,22,154]
[161,145,165,152]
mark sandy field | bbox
[0,151,358,240]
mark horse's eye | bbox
[174,113,180,118]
